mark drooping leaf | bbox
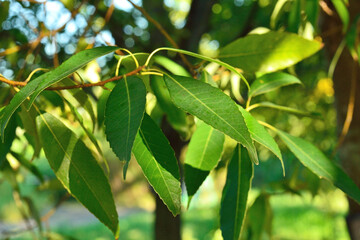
[200,69,217,87]
[105,76,146,178]
[185,121,224,171]
[219,31,322,73]
[36,113,119,236]
[164,74,258,164]
[220,145,253,240]
[150,75,189,137]
[0,1,9,30]
[249,72,301,98]
[277,129,360,203]
[238,107,284,173]
[115,53,151,71]
[1,46,119,140]
[0,114,16,165]
[184,164,209,206]
[248,101,320,118]
[132,113,181,216]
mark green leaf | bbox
[220,145,253,240]
[184,164,209,205]
[0,115,16,165]
[150,75,189,137]
[331,0,349,33]
[115,53,151,71]
[185,121,224,171]
[239,107,284,174]
[249,72,301,98]
[36,113,119,236]
[219,31,322,73]
[247,194,272,240]
[277,130,360,203]
[164,74,258,164]
[1,46,119,140]
[105,76,146,178]
[248,101,319,118]
[154,55,191,77]
[132,113,181,215]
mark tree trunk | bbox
[321,1,360,239]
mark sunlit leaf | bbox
[105,76,146,178]
[164,74,258,164]
[185,121,224,171]
[132,113,181,215]
[36,113,119,236]
[219,31,322,73]
[249,72,301,98]
[220,145,253,240]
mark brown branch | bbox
[333,60,358,153]
[126,0,194,73]
[0,66,144,90]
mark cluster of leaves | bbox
[1,29,360,240]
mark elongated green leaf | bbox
[220,145,253,240]
[1,47,118,140]
[0,2,9,30]
[150,75,189,137]
[36,113,119,236]
[154,55,191,77]
[248,101,319,117]
[185,121,224,171]
[249,72,301,98]
[164,74,258,164]
[132,113,181,215]
[247,194,272,240]
[105,76,146,178]
[0,115,16,165]
[331,0,349,33]
[238,107,284,173]
[277,130,360,203]
[219,31,322,73]
[184,164,209,205]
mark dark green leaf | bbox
[0,2,9,30]
[247,194,272,240]
[184,164,209,206]
[238,107,284,173]
[164,74,258,164]
[219,31,322,73]
[36,113,119,236]
[185,121,224,171]
[249,72,301,98]
[220,145,253,240]
[277,129,360,203]
[1,47,118,140]
[132,113,181,215]
[105,76,146,178]
[0,114,16,165]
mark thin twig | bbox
[126,0,194,73]
[0,66,144,90]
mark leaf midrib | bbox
[167,75,252,148]
[279,132,333,180]
[138,129,179,211]
[39,114,113,224]
[197,127,214,169]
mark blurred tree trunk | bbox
[322,1,360,239]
